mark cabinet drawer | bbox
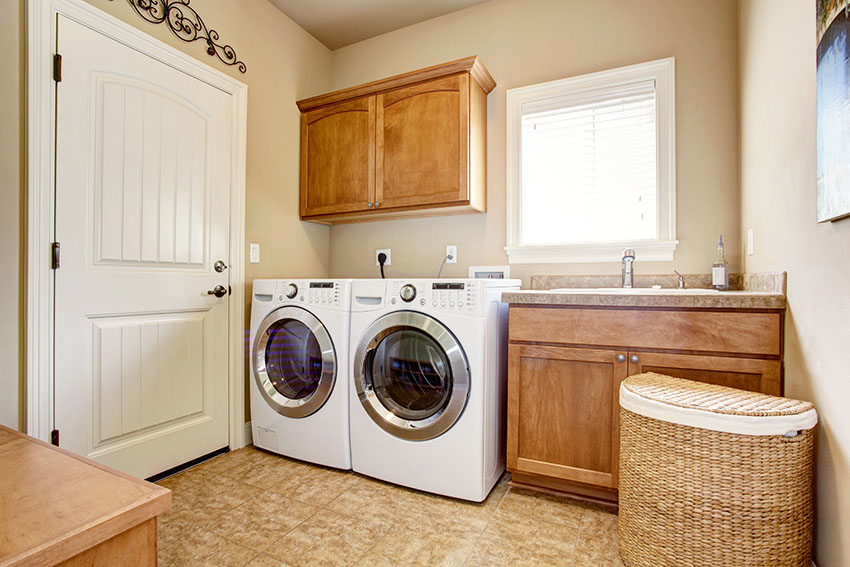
[509,307,781,356]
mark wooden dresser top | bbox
[0,425,170,567]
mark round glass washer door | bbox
[354,311,470,441]
[253,306,336,418]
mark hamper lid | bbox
[619,373,818,437]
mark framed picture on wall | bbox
[817,0,850,222]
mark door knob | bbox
[214,260,228,273]
[207,285,228,298]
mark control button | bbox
[459,301,464,307]
[279,295,284,301]
[391,298,397,305]
[299,296,304,302]
[449,302,455,307]
[432,301,437,307]
[440,301,446,307]
[400,284,417,303]
[285,283,298,299]
[420,298,426,306]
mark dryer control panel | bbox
[388,280,480,313]
[275,281,343,306]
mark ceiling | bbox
[268,0,492,50]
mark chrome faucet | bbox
[622,248,636,288]
[674,270,686,289]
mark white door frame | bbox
[27,0,248,452]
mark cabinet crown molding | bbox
[296,55,495,112]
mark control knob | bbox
[285,283,298,299]
[400,284,417,302]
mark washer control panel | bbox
[277,281,342,306]
[389,280,479,313]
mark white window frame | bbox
[505,57,677,264]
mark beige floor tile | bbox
[355,526,479,567]
[245,555,286,567]
[206,492,318,550]
[266,465,361,507]
[464,510,580,567]
[573,504,623,567]
[264,508,391,567]
[157,522,254,567]
[164,472,264,526]
[497,487,585,529]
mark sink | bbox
[550,287,722,295]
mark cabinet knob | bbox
[630,355,640,364]
[367,202,373,207]
[616,354,626,363]
[375,202,381,208]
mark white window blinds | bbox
[520,80,658,246]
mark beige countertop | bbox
[503,288,786,309]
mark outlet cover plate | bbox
[446,245,457,263]
[376,249,391,266]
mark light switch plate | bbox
[249,243,260,263]
[746,229,754,255]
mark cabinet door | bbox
[507,345,628,489]
[628,352,781,396]
[300,97,375,217]
[376,74,469,209]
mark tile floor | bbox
[155,445,624,567]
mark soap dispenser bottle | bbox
[712,235,729,290]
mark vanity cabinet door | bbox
[375,74,470,209]
[627,352,782,396]
[507,345,629,489]
[300,97,376,217]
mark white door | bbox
[54,15,233,479]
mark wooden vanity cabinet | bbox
[506,305,784,503]
[297,56,493,223]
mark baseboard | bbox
[243,421,253,447]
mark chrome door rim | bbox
[253,306,336,418]
[354,311,470,441]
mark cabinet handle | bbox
[630,355,639,364]
[367,202,373,207]
[616,354,626,363]
[375,202,381,208]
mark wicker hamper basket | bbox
[618,373,817,567]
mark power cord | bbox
[378,252,387,279]
[436,252,454,278]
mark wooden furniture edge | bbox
[296,55,495,112]
[509,471,619,507]
[0,426,171,567]
[301,201,483,224]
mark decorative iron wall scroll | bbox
[123,0,247,73]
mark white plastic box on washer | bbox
[348,278,521,501]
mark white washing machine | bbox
[348,278,521,501]
[250,279,352,469]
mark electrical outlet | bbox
[249,243,260,263]
[747,228,754,255]
[446,245,457,263]
[376,248,391,266]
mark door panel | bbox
[629,352,782,396]
[507,345,628,488]
[376,74,469,208]
[301,97,376,216]
[55,16,232,478]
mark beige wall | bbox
[0,0,334,429]
[0,0,24,430]
[739,2,850,565]
[326,0,740,284]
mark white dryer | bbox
[348,278,520,501]
[250,279,351,469]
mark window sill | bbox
[505,240,679,264]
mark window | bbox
[506,58,676,263]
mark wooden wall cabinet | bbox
[506,305,784,503]
[297,56,493,224]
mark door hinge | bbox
[50,429,59,446]
[51,242,60,269]
[53,53,62,82]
